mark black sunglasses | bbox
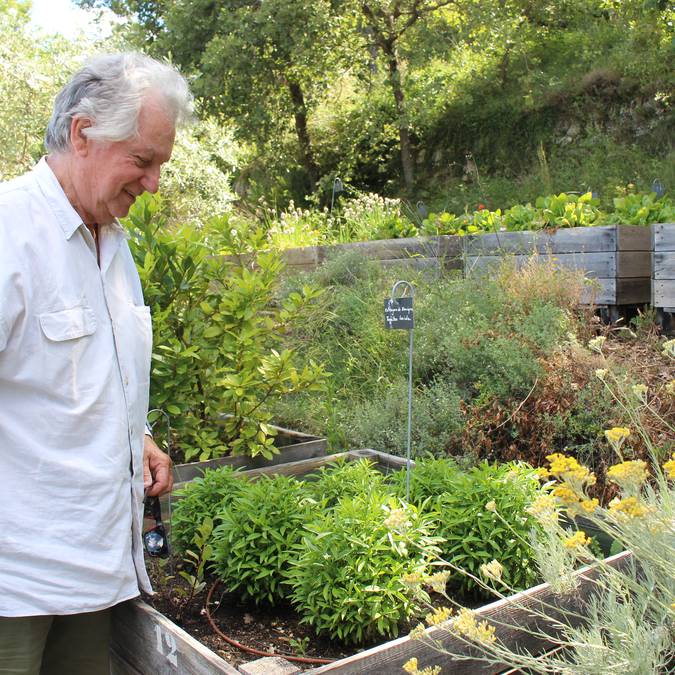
[143,496,170,558]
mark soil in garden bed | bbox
[145,558,462,670]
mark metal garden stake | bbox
[384,281,414,502]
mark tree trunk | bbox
[287,81,319,193]
[384,46,414,191]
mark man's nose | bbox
[141,166,161,194]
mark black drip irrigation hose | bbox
[205,581,336,666]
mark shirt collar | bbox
[33,157,128,241]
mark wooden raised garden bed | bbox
[172,421,328,486]
[463,225,651,309]
[113,449,632,674]
[652,223,675,327]
[278,236,464,275]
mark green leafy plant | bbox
[126,198,328,462]
[388,457,462,507]
[429,462,543,595]
[176,517,214,623]
[210,475,311,605]
[534,192,601,229]
[605,191,675,226]
[171,466,243,554]
[305,457,389,508]
[287,493,440,644]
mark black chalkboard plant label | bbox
[384,296,414,329]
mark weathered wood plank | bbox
[616,251,651,278]
[464,227,616,256]
[110,648,144,675]
[280,246,320,267]
[465,252,616,278]
[327,237,440,261]
[653,251,675,280]
[173,437,327,483]
[653,280,675,309]
[111,599,240,675]
[652,223,675,249]
[615,278,651,305]
[310,552,634,675]
[616,225,651,251]
[581,279,615,305]
[379,257,441,271]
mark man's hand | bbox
[143,435,173,497]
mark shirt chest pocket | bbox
[39,306,97,342]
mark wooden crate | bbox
[118,450,634,674]
[464,225,651,306]
[652,222,675,311]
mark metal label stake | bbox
[384,281,414,502]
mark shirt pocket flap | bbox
[39,306,97,341]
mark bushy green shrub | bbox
[430,462,542,595]
[287,493,439,644]
[210,475,311,605]
[305,458,389,508]
[388,457,462,507]
[603,191,675,226]
[171,466,244,554]
[126,198,327,462]
[346,378,464,457]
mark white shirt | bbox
[0,158,152,616]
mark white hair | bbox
[45,52,193,153]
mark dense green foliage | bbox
[125,196,327,462]
[211,475,311,605]
[84,0,673,206]
[287,492,438,643]
[170,466,243,554]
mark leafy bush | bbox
[211,475,311,605]
[126,198,327,462]
[287,493,439,644]
[534,192,601,229]
[603,191,675,226]
[430,462,542,595]
[305,457,389,508]
[170,466,243,554]
[388,457,462,507]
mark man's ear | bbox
[70,117,93,156]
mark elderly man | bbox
[0,53,192,673]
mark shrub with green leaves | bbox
[305,457,389,508]
[388,457,462,507]
[210,475,311,605]
[287,493,439,644]
[126,198,327,462]
[171,466,243,554]
[604,191,675,226]
[430,462,542,596]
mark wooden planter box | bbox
[172,421,328,485]
[276,236,464,276]
[464,225,651,307]
[115,450,633,674]
[652,222,675,312]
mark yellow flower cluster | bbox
[409,623,426,640]
[563,530,591,548]
[485,500,497,512]
[604,427,631,444]
[608,496,653,519]
[534,467,550,480]
[402,657,441,675]
[662,338,675,358]
[383,507,411,532]
[553,484,580,505]
[425,606,453,627]
[452,608,496,644]
[480,559,504,582]
[607,460,648,489]
[401,571,425,589]
[580,498,599,513]
[546,453,596,485]
[588,335,606,353]
[631,383,648,401]
[595,368,608,380]
[527,493,559,526]
[427,571,450,594]
[664,453,675,480]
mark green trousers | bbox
[0,609,111,675]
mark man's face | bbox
[78,95,175,225]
